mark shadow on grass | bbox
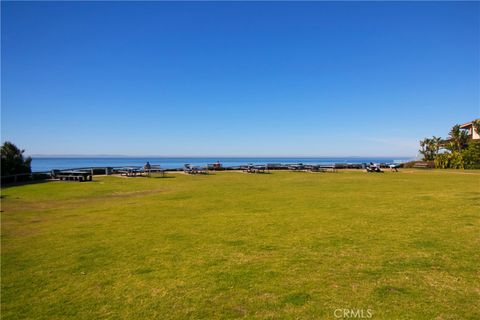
[282,292,311,306]
[2,178,108,189]
[375,285,411,297]
[118,175,176,179]
[148,175,176,179]
[243,171,272,174]
[1,179,52,189]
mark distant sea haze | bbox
[31,157,413,172]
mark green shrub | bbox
[434,152,464,169]
[463,140,480,169]
[449,151,464,169]
[434,154,450,169]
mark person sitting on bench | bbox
[144,162,151,174]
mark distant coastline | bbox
[31,156,414,172]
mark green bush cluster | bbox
[462,140,480,169]
[432,140,479,169]
[434,152,464,169]
[421,121,480,170]
[435,140,480,169]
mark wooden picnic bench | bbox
[413,162,431,169]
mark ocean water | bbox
[31,157,412,172]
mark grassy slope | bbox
[1,170,479,319]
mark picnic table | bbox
[117,167,142,177]
[413,162,431,169]
[144,166,166,177]
[266,163,282,170]
[365,164,383,173]
[305,165,337,173]
[184,164,207,174]
[207,163,223,170]
[287,164,305,171]
[242,165,267,173]
[53,170,93,182]
[389,163,402,172]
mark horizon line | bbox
[29,154,416,159]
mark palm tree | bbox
[431,136,443,157]
[419,138,427,160]
[419,138,435,161]
[447,125,469,152]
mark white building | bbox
[460,120,480,140]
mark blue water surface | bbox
[31,157,412,172]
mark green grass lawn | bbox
[1,170,479,319]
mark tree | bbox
[1,142,32,176]
[446,125,469,152]
[419,138,429,161]
[431,136,442,157]
[419,137,438,161]
[429,122,480,169]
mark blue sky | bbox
[2,1,479,157]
